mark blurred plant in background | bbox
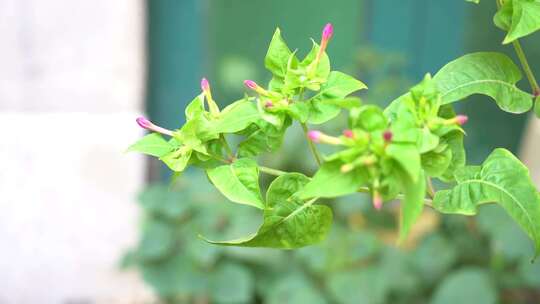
[123,48,540,304]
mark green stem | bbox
[301,122,323,166]
[427,177,436,199]
[512,40,540,95]
[220,134,234,159]
[259,166,288,176]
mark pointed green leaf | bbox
[298,160,368,199]
[502,0,540,44]
[433,52,532,113]
[386,143,422,183]
[201,173,333,249]
[265,28,293,79]
[161,148,192,172]
[185,94,205,121]
[399,170,426,243]
[207,158,264,209]
[315,71,367,99]
[433,148,540,258]
[211,99,260,134]
[128,133,174,157]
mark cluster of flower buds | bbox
[136,117,174,136]
[201,77,220,115]
[372,191,383,210]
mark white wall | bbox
[0,0,153,303]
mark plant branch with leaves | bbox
[130,4,540,261]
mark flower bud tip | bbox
[372,193,383,210]
[308,130,322,143]
[136,116,151,129]
[322,23,334,41]
[201,77,210,91]
[343,129,354,138]
[383,130,393,142]
[264,101,274,108]
[455,115,468,125]
[244,80,257,90]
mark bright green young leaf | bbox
[399,170,426,243]
[433,148,540,258]
[418,128,440,153]
[185,94,205,121]
[298,160,369,199]
[422,148,452,177]
[201,173,333,249]
[433,52,532,113]
[386,143,421,183]
[301,40,331,80]
[535,95,540,118]
[237,119,289,157]
[500,0,540,44]
[128,133,175,157]
[207,158,265,209]
[306,101,341,125]
[349,105,387,131]
[315,71,367,99]
[161,148,192,172]
[440,132,466,182]
[211,99,260,134]
[265,28,293,79]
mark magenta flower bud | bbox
[383,130,393,142]
[343,129,354,138]
[308,130,322,143]
[372,192,383,210]
[322,23,334,42]
[455,115,468,126]
[244,80,258,90]
[201,77,210,92]
[264,100,274,108]
[136,116,174,136]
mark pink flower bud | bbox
[264,100,274,108]
[201,77,210,92]
[343,129,354,138]
[455,115,468,126]
[372,192,383,210]
[307,130,322,143]
[244,80,258,90]
[322,23,334,42]
[383,130,393,142]
[136,116,174,136]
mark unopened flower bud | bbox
[372,192,383,210]
[136,116,174,136]
[201,77,210,92]
[200,77,220,115]
[343,129,354,138]
[307,130,322,143]
[244,80,257,90]
[455,115,468,125]
[322,23,334,42]
[383,130,393,142]
[264,100,274,108]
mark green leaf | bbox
[433,148,540,257]
[207,158,264,209]
[422,147,452,177]
[386,143,421,183]
[161,148,192,172]
[440,131,466,182]
[501,0,540,44]
[237,120,289,157]
[265,28,293,79]
[298,160,368,199]
[418,127,440,153]
[430,268,498,304]
[185,94,205,121]
[211,99,260,134]
[399,170,426,243]
[315,71,367,99]
[349,105,387,131]
[301,40,331,80]
[433,52,532,113]
[306,101,341,124]
[128,133,174,157]
[201,173,333,249]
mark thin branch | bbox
[259,166,288,176]
[301,122,323,166]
